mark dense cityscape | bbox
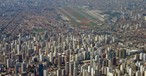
[0,0,146,76]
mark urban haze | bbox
[0,0,146,76]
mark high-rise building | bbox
[38,63,44,76]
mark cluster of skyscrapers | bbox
[0,31,146,76]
